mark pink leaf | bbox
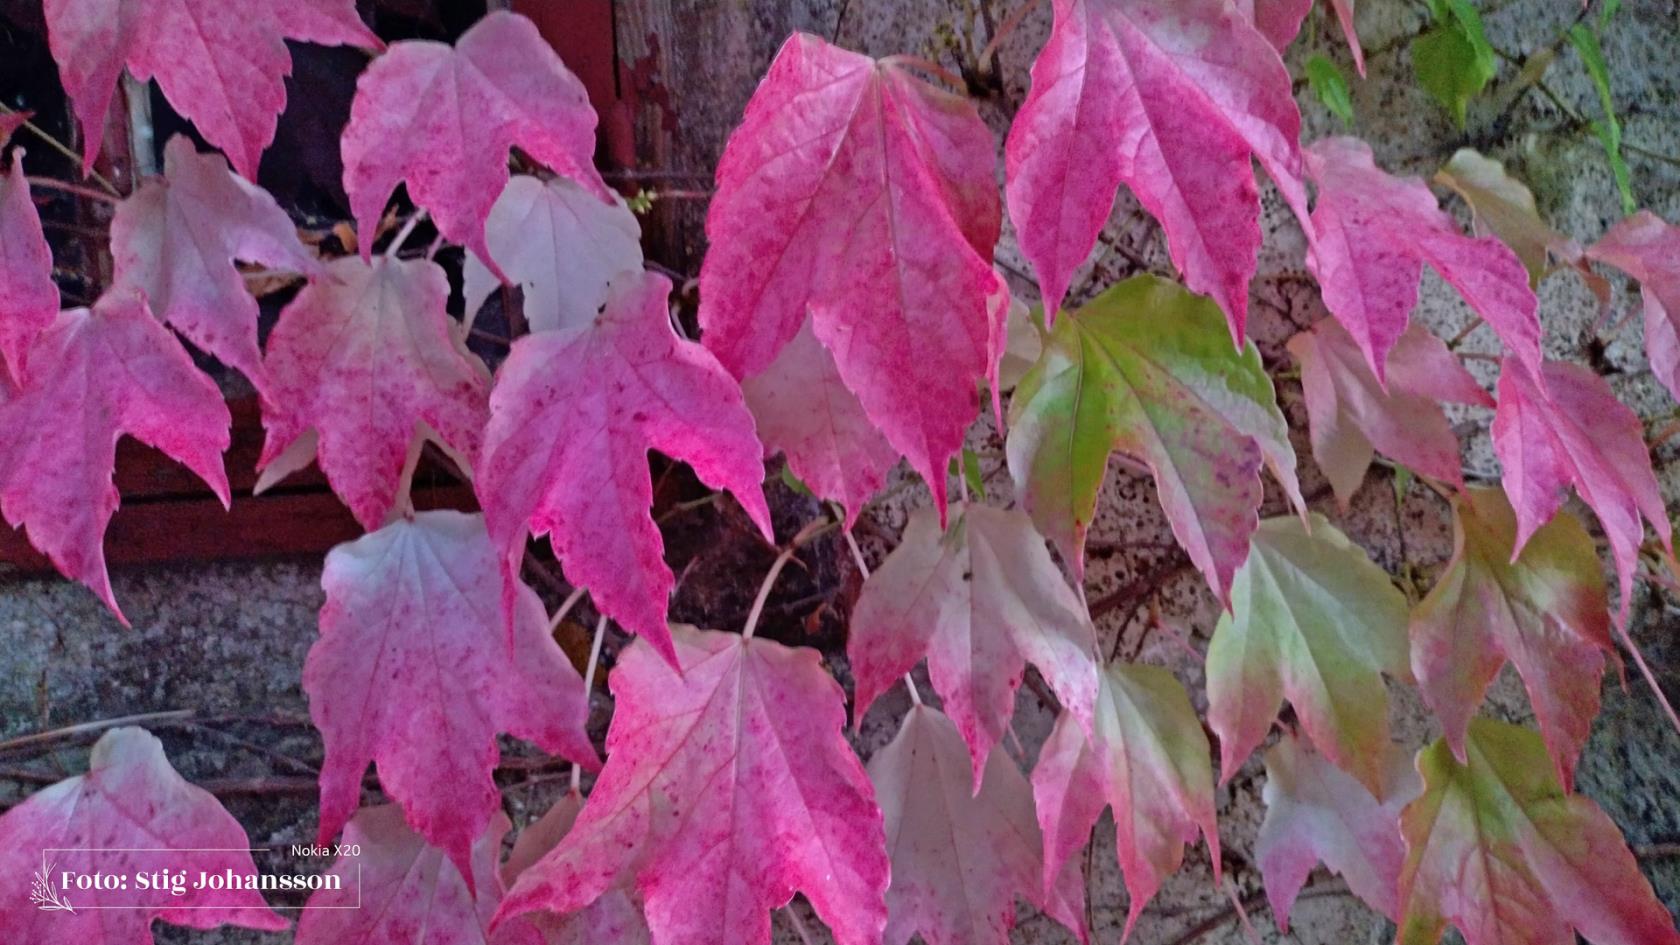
[341,11,609,267]
[305,511,596,888]
[259,255,489,531]
[461,174,643,334]
[1255,733,1418,929]
[1288,318,1492,505]
[1492,357,1671,617]
[495,626,890,945]
[1412,486,1613,789]
[1033,664,1220,940]
[741,321,899,528]
[1398,720,1680,945]
[1329,0,1365,74]
[499,791,652,945]
[848,502,1099,784]
[1238,0,1311,51]
[296,805,545,945]
[1004,0,1310,339]
[1305,137,1540,382]
[478,271,771,666]
[0,111,25,145]
[868,705,1088,945]
[0,727,287,944]
[111,135,317,388]
[0,147,57,379]
[44,0,379,178]
[698,32,1006,515]
[1587,211,1680,403]
[0,292,229,621]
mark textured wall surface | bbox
[3,2,1679,944]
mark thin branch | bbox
[0,710,194,754]
[26,176,120,205]
[978,0,1044,67]
[0,103,121,196]
[572,613,609,792]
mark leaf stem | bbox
[572,613,608,792]
[742,519,832,640]
[547,585,587,635]
[878,54,968,91]
[384,211,426,259]
[977,0,1044,67]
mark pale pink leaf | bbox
[0,147,57,379]
[869,705,1088,945]
[297,805,545,945]
[848,502,1099,784]
[1305,137,1540,381]
[478,271,771,665]
[461,174,643,335]
[741,320,899,527]
[1397,720,1680,945]
[495,625,889,945]
[1329,0,1365,74]
[1004,0,1310,338]
[305,510,595,886]
[0,292,229,621]
[1411,486,1613,789]
[259,255,489,531]
[0,727,287,944]
[698,32,1005,514]
[1587,211,1680,403]
[44,0,379,178]
[1288,317,1492,505]
[1206,514,1411,794]
[341,11,609,267]
[111,135,316,387]
[1255,733,1419,929]
[1492,357,1671,616]
[1033,664,1220,939]
[500,791,652,945]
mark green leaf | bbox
[1006,274,1302,601]
[1567,23,1636,214]
[1412,0,1496,126]
[1397,719,1680,945]
[947,448,986,501]
[1305,54,1356,128]
[1206,514,1410,794]
[779,462,813,498]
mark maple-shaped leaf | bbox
[1492,356,1671,616]
[1586,211,1680,402]
[259,255,489,531]
[500,791,652,945]
[1004,0,1310,338]
[44,0,379,178]
[741,320,898,527]
[1206,513,1410,793]
[1436,148,1583,284]
[1397,718,1680,945]
[461,174,643,335]
[0,727,286,944]
[698,32,1006,516]
[1033,663,1220,938]
[341,11,610,267]
[1006,273,1302,602]
[0,292,228,620]
[495,625,890,945]
[1305,137,1540,381]
[1411,486,1612,789]
[111,136,317,388]
[478,271,771,665]
[305,510,596,886]
[0,146,57,379]
[297,805,543,945]
[1287,317,1492,505]
[868,704,1088,945]
[1255,733,1419,929]
[848,502,1099,783]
